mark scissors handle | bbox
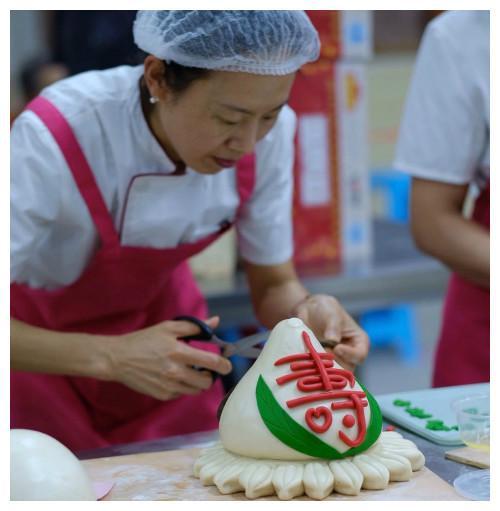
[174,315,214,341]
[173,315,220,382]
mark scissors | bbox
[174,315,339,359]
[173,315,269,382]
[174,315,267,359]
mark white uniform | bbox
[394,11,489,187]
[11,65,296,289]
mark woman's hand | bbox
[293,294,369,372]
[105,316,232,401]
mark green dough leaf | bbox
[255,375,382,460]
[406,407,433,419]
[393,399,411,407]
[425,419,457,432]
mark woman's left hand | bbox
[292,294,369,372]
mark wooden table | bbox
[78,421,483,500]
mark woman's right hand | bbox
[105,317,232,401]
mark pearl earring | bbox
[149,96,159,104]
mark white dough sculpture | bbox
[10,429,96,501]
[194,318,425,500]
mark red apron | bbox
[432,181,490,387]
[11,96,256,451]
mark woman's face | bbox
[147,63,295,174]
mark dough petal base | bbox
[194,431,425,500]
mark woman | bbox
[395,11,489,386]
[11,11,369,451]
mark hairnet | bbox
[133,11,320,75]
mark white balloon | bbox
[10,429,96,501]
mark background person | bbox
[394,11,489,387]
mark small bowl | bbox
[452,394,490,451]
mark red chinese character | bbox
[274,331,368,447]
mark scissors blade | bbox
[221,331,340,359]
[222,331,269,358]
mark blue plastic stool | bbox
[359,304,420,364]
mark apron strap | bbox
[25,96,120,248]
[235,153,257,216]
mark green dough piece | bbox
[393,399,411,407]
[405,407,433,419]
[425,420,452,431]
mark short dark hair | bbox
[162,60,211,95]
[140,60,211,109]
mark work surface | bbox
[79,422,479,500]
[82,446,463,501]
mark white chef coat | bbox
[11,65,296,290]
[394,11,490,188]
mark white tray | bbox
[376,383,489,446]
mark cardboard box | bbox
[306,10,373,61]
[289,59,372,270]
